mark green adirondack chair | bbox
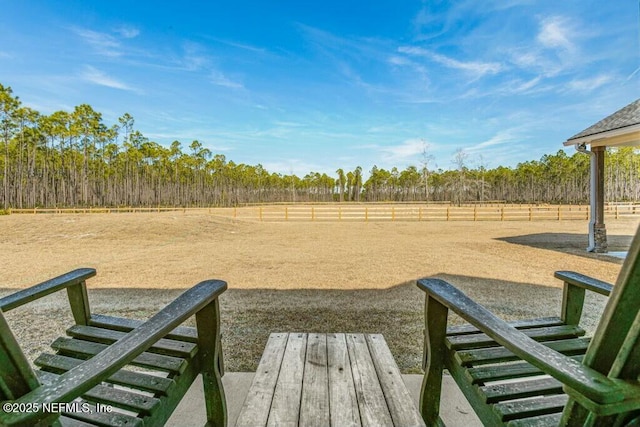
[0,268,227,427]
[417,227,640,426]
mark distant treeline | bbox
[1,83,639,209]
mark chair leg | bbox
[196,299,227,427]
[420,295,449,426]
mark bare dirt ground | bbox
[1,211,638,372]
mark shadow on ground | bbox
[0,274,610,374]
[496,232,632,262]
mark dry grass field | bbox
[1,211,638,373]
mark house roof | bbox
[564,98,640,147]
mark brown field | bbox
[1,211,638,373]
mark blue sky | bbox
[1,1,638,176]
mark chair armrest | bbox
[554,271,613,296]
[417,278,628,406]
[1,279,227,426]
[0,269,96,312]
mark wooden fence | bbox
[228,204,636,222]
[8,203,640,222]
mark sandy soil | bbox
[1,211,638,372]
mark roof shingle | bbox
[568,99,640,141]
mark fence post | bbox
[474,206,477,221]
[259,206,263,221]
[311,206,315,221]
[446,207,450,221]
[616,205,619,220]
[558,206,561,221]
[419,206,423,221]
[392,206,395,221]
[338,206,342,221]
[501,207,505,221]
[233,207,237,218]
[529,207,532,221]
[285,206,289,221]
[365,207,369,222]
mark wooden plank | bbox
[456,337,591,366]
[38,371,160,413]
[51,337,187,373]
[366,334,425,426]
[59,415,97,427]
[447,325,585,351]
[60,400,144,427]
[89,314,198,343]
[236,333,288,427]
[554,271,613,296]
[299,333,329,427]
[447,317,563,336]
[481,377,563,403]
[267,333,307,427]
[506,412,563,427]
[468,355,585,383]
[346,333,393,427]
[492,394,567,421]
[327,333,361,427]
[66,325,197,358]
[34,353,174,394]
[0,268,96,312]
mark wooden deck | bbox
[235,332,425,427]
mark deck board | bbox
[235,333,288,427]
[327,333,361,427]
[267,333,307,427]
[345,333,394,427]
[235,332,422,427]
[299,333,330,427]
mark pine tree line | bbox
[1,83,639,209]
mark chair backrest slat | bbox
[0,310,40,400]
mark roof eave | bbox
[564,124,640,147]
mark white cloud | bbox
[80,65,136,91]
[566,74,612,93]
[466,130,519,152]
[210,71,244,89]
[398,46,503,78]
[432,53,502,76]
[380,139,429,161]
[179,42,211,71]
[537,16,574,52]
[73,28,122,57]
[114,25,140,39]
